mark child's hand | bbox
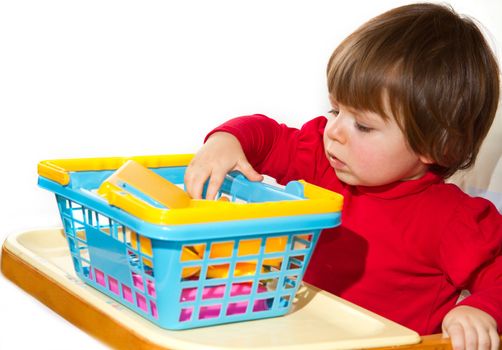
[184,132,263,200]
[442,305,499,350]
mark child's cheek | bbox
[352,144,380,172]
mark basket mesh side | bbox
[57,195,159,320]
[56,194,322,329]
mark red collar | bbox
[350,172,443,199]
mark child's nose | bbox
[326,116,347,144]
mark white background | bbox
[0,1,500,349]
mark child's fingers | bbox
[184,164,210,200]
[205,171,226,200]
[444,322,466,350]
[463,324,480,350]
[185,176,206,200]
[236,160,263,182]
[474,324,492,350]
[488,327,500,350]
[442,306,499,350]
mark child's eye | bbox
[328,109,340,116]
[355,122,373,133]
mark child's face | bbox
[323,97,431,186]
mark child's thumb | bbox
[237,161,263,182]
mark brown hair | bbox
[327,3,499,178]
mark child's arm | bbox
[184,131,263,199]
[185,114,327,199]
[184,114,283,200]
[439,196,502,350]
[442,305,499,350]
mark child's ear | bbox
[419,155,434,165]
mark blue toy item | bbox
[37,155,343,330]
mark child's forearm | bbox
[205,114,285,171]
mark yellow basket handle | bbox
[39,155,343,225]
[38,154,194,186]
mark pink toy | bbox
[131,273,270,321]
[179,282,269,321]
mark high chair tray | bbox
[1,228,422,350]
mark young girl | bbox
[184,3,501,350]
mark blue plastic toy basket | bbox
[37,155,342,330]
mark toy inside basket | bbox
[38,154,343,330]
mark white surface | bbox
[0,1,501,349]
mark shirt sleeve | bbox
[439,195,502,328]
[205,114,328,185]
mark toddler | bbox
[184,3,501,350]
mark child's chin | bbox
[334,169,361,186]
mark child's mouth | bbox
[327,152,346,169]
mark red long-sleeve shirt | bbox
[207,114,502,335]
